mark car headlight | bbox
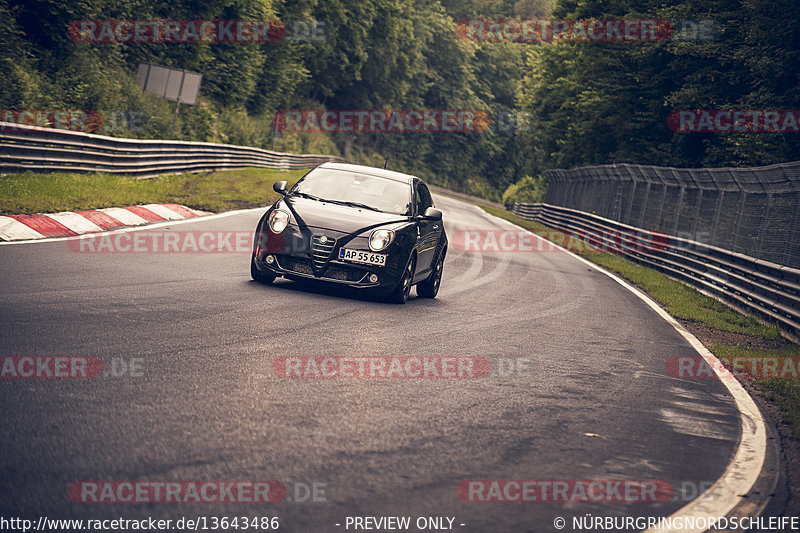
[369,229,395,251]
[268,210,290,234]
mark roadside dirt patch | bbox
[679,319,793,351]
[680,319,799,517]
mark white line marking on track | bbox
[483,209,767,533]
[446,244,484,288]
[447,251,510,295]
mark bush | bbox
[502,174,547,207]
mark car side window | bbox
[416,183,433,215]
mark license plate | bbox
[338,248,386,266]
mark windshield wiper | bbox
[338,201,384,212]
[294,193,384,213]
[293,191,324,201]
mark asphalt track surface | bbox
[0,195,743,532]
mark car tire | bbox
[388,254,416,304]
[251,255,276,284]
[417,247,445,298]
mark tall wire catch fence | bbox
[544,162,800,268]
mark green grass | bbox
[482,207,780,339]
[584,252,781,339]
[483,206,799,437]
[714,344,800,436]
[0,168,307,214]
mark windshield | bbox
[291,169,412,216]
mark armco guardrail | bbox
[0,123,343,177]
[513,202,800,336]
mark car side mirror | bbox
[422,207,442,221]
[273,181,288,195]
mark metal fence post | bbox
[690,188,703,241]
[785,195,800,265]
[613,178,624,220]
[710,191,724,246]
[638,181,651,228]
[672,187,685,236]
[655,185,668,231]
[730,192,747,250]
[625,176,637,225]
[579,181,590,211]
[589,180,599,212]
[756,194,772,257]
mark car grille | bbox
[325,265,366,282]
[310,235,336,270]
[278,255,365,282]
[279,256,314,276]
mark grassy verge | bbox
[0,168,308,214]
[482,206,800,438]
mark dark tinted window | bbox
[416,183,433,215]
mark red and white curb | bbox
[0,204,207,241]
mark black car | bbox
[250,162,447,303]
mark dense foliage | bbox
[1,0,798,200]
[521,0,800,172]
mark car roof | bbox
[316,162,417,184]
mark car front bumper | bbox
[253,227,405,295]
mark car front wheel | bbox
[251,255,276,284]
[388,254,416,304]
[417,247,445,298]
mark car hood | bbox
[281,196,410,235]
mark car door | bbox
[413,181,441,278]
